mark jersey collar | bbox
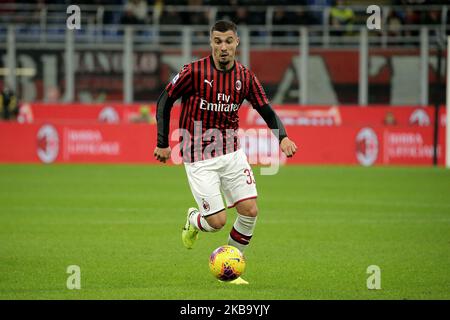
[209,55,237,73]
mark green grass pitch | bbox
[0,164,449,300]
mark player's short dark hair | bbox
[210,20,237,35]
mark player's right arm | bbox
[154,64,193,163]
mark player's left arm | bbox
[248,72,297,158]
[255,104,297,158]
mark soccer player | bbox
[154,20,297,284]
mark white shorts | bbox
[184,149,258,217]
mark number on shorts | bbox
[244,168,255,185]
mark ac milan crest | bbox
[36,124,59,164]
[355,127,378,167]
[202,199,210,212]
[235,80,242,91]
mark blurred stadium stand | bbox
[0,1,448,46]
[0,1,448,167]
[0,1,448,104]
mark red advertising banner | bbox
[0,122,446,166]
[243,105,447,128]
[0,123,156,164]
[238,125,445,166]
[1,103,447,166]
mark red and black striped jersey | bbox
[165,55,269,162]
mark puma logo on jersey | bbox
[171,73,180,84]
[204,79,214,87]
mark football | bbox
[209,245,246,281]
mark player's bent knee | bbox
[205,210,227,230]
[236,201,258,217]
[243,206,258,217]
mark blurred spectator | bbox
[101,0,125,25]
[184,3,210,39]
[329,0,355,37]
[272,9,289,38]
[0,85,19,121]
[211,1,265,39]
[128,105,156,124]
[265,0,306,4]
[160,9,183,39]
[395,0,426,3]
[0,0,15,17]
[233,1,266,38]
[161,9,183,25]
[187,0,202,7]
[272,8,308,45]
[121,0,149,25]
[180,0,209,28]
[421,9,441,38]
[153,0,164,24]
[306,0,333,25]
[216,0,266,26]
[188,10,210,27]
[421,9,440,25]
[385,9,403,45]
[402,7,421,37]
[293,7,315,26]
[45,86,61,102]
[386,9,403,34]
[234,7,249,26]
[216,0,240,24]
[383,111,397,126]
